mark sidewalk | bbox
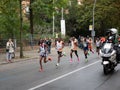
[0,46,71,65]
[0,49,39,65]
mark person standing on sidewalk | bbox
[6,38,14,63]
[55,38,65,66]
[46,38,52,54]
[38,39,52,72]
[70,37,80,63]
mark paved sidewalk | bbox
[0,49,39,65]
[0,46,71,65]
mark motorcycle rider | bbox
[106,28,120,63]
[114,37,120,63]
[106,28,118,44]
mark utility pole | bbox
[53,0,55,37]
[19,0,23,58]
[92,0,97,42]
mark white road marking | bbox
[28,60,100,90]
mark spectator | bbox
[46,38,52,54]
[6,38,14,63]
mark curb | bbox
[0,57,38,65]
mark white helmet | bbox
[110,28,118,34]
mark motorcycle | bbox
[100,43,117,75]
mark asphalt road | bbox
[0,48,120,90]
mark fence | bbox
[0,39,39,53]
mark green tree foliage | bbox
[32,0,69,36]
[0,0,119,39]
[0,0,20,39]
[66,0,120,37]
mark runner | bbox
[38,39,52,72]
[82,37,89,62]
[95,38,101,55]
[88,38,94,53]
[70,37,80,63]
[55,38,65,66]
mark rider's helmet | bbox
[109,28,118,35]
[106,28,118,36]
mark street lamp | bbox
[92,0,97,42]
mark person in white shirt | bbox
[38,39,52,72]
[6,38,14,63]
[55,38,65,66]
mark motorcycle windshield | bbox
[101,43,113,54]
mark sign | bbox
[56,33,58,38]
[89,25,93,31]
[61,20,66,36]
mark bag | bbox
[6,49,9,52]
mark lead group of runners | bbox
[38,37,101,72]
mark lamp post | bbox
[92,0,97,42]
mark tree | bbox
[66,0,120,37]
[31,0,69,37]
[0,0,20,39]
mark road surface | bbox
[0,47,120,90]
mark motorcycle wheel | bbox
[103,66,109,75]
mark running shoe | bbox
[62,52,66,56]
[39,68,43,72]
[48,57,52,61]
[88,52,90,55]
[77,58,80,62]
[56,63,60,66]
[85,58,88,62]
[9,60,13,63]
[70,59,73,63]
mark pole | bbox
[53,12,55,37]
[61,7,64,20]
[92,0,96,42]
[53,0,55,37]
